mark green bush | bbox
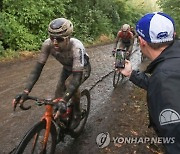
[0,0,162,58]
[0,41,4,56]
[0,12,39,50]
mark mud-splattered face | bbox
[50,36,68,50]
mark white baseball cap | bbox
[136,12,175,43]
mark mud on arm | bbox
[63,72,83,102]
[24,40,50,92]
[114,33,120,49]
[24,62,45,92]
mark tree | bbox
[157,0,180,36]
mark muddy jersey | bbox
[38,38,89,72]
[118,31,134,43]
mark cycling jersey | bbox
[113,30,134,54]
[118,31,134,43]
[38,38,89,72]
[25,37,91,102]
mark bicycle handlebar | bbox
[19,96,54,111]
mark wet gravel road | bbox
[0,42,160,154]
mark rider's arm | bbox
[63,71,82,102]
[129,70,149,90]
[114,31,120,50]
[128,32,134,52]
[62,43,85,102]
[24,62,45,92]
[24,39,51,93]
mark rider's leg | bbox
[118,41,125,51]
[64,75,81,129]
[71,89,81,115]
[67,64,91,129]
[65,74,81,115]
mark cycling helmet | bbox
[122,24,130,31]
[48,18,73,37]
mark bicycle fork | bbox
[35,105,53,153]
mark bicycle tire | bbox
[70,89,91,138]
[14,120,57,154]
[113,70,120,88]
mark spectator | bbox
[119,12,180,153]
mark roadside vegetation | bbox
[0,0,178,61]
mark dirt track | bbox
[0,43,164,154]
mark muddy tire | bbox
[14,120,57,154]
[113,70,124,88]
[70,89,91,138]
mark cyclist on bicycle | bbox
[12,18,91,129]
[112,24,134,59]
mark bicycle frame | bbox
[13,90,90,153]
[39,104,54,151]
[37,100,73,150]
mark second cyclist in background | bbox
[112,24,134,60]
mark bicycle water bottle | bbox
[115,49,125,68]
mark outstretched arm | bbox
[24,40,50,93]
[119,60,149,90]
[24,62,45,93]
[129,70,149,90]
[114,32,120,50]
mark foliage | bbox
[0,0,164,59]
[0,41,4,55]
[0,0,68,51]
[0,12,38,50]
[157,0,180,36]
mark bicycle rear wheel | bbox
[70,89,91,138]
[14,120,57,154]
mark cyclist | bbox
[12,18,91,129]
[112,24,134,59]
[130,26,137,38]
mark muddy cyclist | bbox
[112,24,134,59]
[13,18,91,130]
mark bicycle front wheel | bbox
[14,120,57,154]
[113,70,120,88]
[70,89,91,138]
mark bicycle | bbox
[12,89,90,154]
[112,49,127,88]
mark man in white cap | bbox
[119,12,180,153]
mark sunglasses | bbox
[50,36,65,42]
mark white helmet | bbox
[48,18,73,37]
[122,24,130,31]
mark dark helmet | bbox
[48,18,73,37]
